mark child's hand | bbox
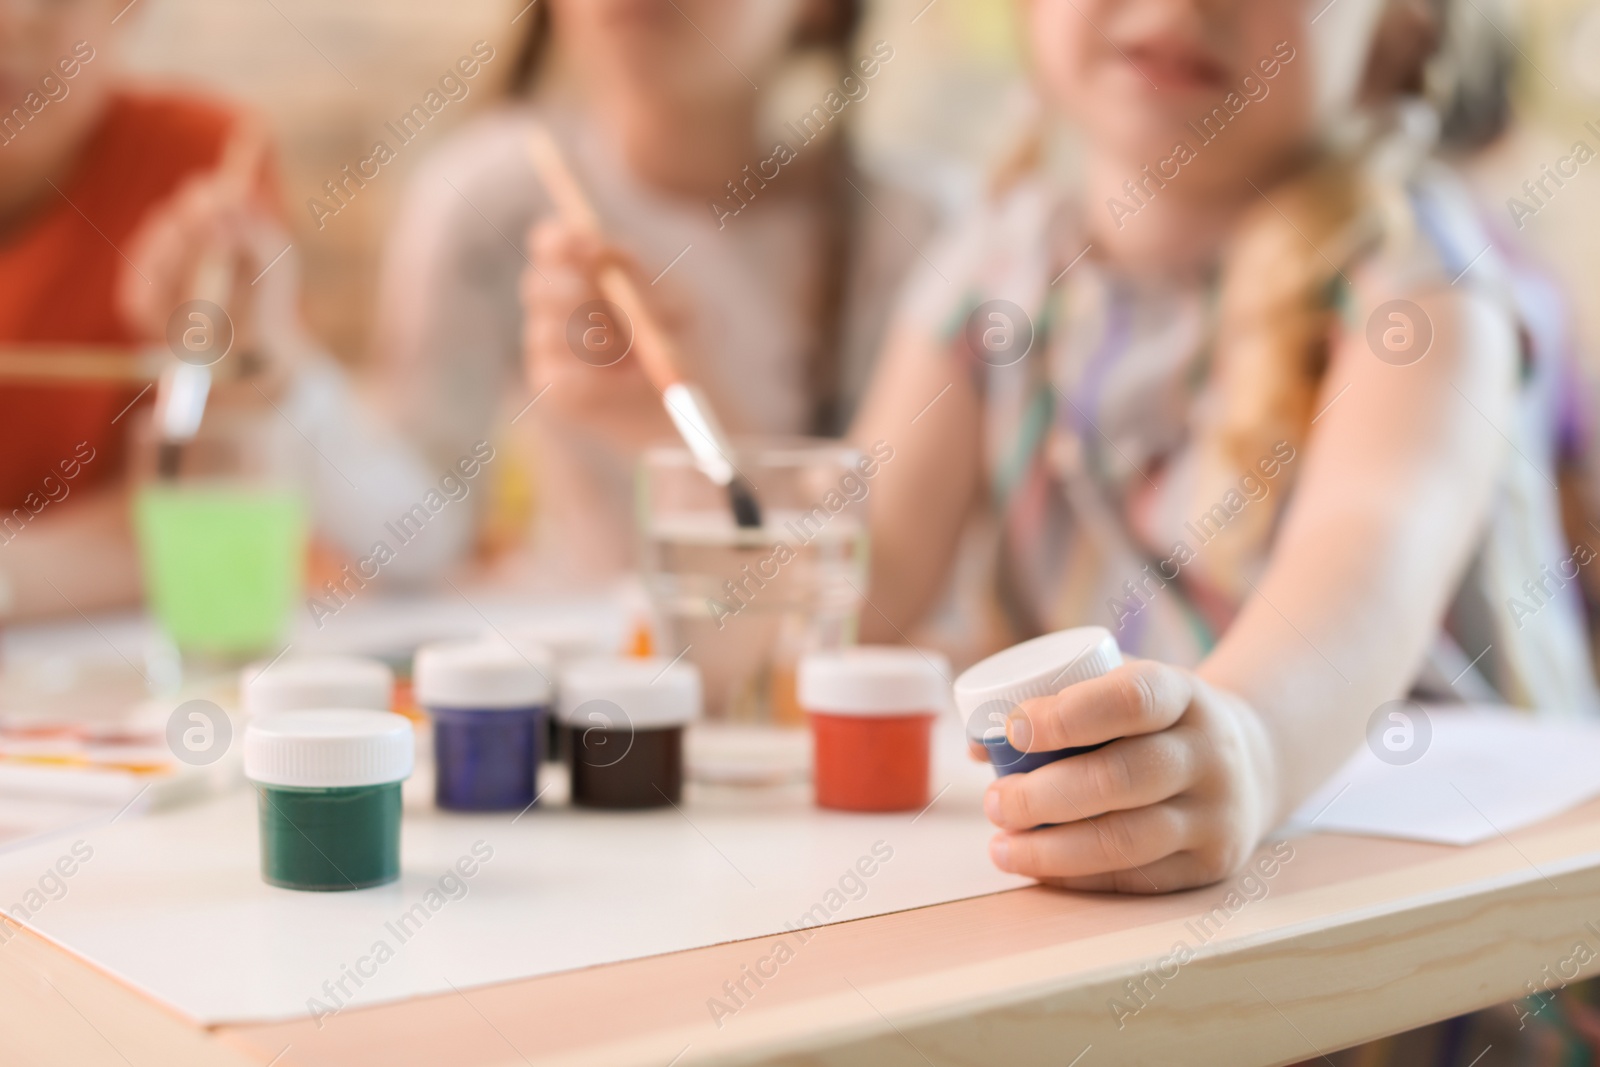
[983,660,1279,894]
[118,163,302,398]
[519,219,676,448]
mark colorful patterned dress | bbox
[896,165,1598,716]
[894,142,1600,1062]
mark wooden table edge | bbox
[8,803,1600,1067]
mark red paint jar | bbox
[798,648,949,813]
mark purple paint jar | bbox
[955,627,1123,777]
[415,640,553,812]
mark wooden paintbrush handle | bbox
[526,125,685,392]
[524,123,757,520]
[189,123,267,309]
[593,265,683,390]
[524,124,598,232]
[0,348,160,384]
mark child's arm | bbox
[850,324,985,640]
[984,283,1518,891]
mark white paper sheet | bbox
[1286,706,1600,845]
[0,753,1024,1025]
[0,793,126,853]
[7,696,1595,1025]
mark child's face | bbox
[0,0,110,96]
[1028,0,1386,190]
[555,0,804,106]
[0,0,119,176]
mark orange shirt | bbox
[0,90,237,514]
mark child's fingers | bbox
[988,803,1189,879]
[528,220,638,289]
[529,221,597,299]
[120,180,228,338]
[982,731,1198,831]
[1006,660,1194,753]
[521,222,662,434]
[525,223,601,376]
[525,222,648,369]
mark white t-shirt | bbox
[373,102,935,583]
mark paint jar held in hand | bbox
[955,626,1122,776]
[241,655,393,716]
[244,710,414,891]
[415,640,552,812]
[798,648,948,813]
[559,657,701,809]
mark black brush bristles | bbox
[156,441,184,480]
[728,476,763,529]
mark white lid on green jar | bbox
[244,710,415,788]
[953,627,1122,734]
[558,657,701,729]
[241,656,393,716]
[414,640,553,709]
[798,648,950,717]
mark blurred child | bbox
[374,0,936,583]
[0,0,459,622]
[852,0,1598,1059]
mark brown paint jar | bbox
[559,657,701,809]
[566,724,684,808]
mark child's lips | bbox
[1121,42,1230,91]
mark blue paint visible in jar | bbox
[414,639,554,814]
[982,736,1108,776]
[432,704,545,811]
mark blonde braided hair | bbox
[1190,0,1510,594]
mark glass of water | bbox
[639,440,870,782]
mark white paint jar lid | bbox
[241,656,393,716]
[245,710,415,787]
[414,640,553,709]
[557,657,701,729]
[954,627,1122,738]
[797,648,949,716]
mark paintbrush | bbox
[0,347,163,383]
[151,126,266,479]
[523,124,763,529]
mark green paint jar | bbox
[244,710,414,891]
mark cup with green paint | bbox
[131,409,308,661]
